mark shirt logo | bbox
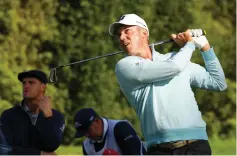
[60,124,65,132]
[89,116,94,121]
[124,135,133,141]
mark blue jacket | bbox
[115,42,227,148]
[0,128,11,154]
[0,104,65,155]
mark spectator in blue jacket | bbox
[0,70,65,155]
[74,108,146,155]
[0,128,11,154]
[109,14,227,155]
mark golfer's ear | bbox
[142,29,148,36]
[140,28,148,39]
[41,84,46,92]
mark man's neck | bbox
[24,99,40,114]
[135,45,152,60]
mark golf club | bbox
[49,29,206,83]
[49,39,173,83]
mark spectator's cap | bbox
[18,70,48,84]
[109,13,149,36]
[74,108,99,138]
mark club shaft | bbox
[59,51,124,69]
[152,39,173,46]
[57,39,174,69]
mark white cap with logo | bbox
[109,14,149,36]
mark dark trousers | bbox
[147,140,212,155]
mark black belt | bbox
[149,140,198,150]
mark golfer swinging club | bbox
[109,13,227,155]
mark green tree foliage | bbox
[0,0,235,146]
[0,0,68,127]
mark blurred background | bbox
[0,0,236,155]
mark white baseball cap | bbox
[109,14,149,36]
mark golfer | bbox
[109,13,227,155]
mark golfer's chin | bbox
[122,44,131,51]
[89,136,101,141]
[123,46,137,56]
[23,95,35,100]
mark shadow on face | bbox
[86,117,103,141]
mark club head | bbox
[49,68,58,83]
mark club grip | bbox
[190,29,206,37]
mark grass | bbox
[56,137,236,155]
[209,137,236,155]
[56,145,82,155]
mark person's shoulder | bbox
[114,120,132,129]
[1,105,21,119]
[83,137,90,145]
[107,118,128,124]
[117,56,143,65]
[113,120,136,137]
[52,109,65,118]
[2,105,21,115]
[116,56,144,71]
[52,108,63,114]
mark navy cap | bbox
[74,108,99,138]
[18,70,48,84]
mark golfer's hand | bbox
[171,30,193,47]
[41,151,56,155]
[193,36,210,51]
[190,29,203,37]
[39,96,53,117]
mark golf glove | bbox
[193,36,209,49]
[190,29,203,37]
